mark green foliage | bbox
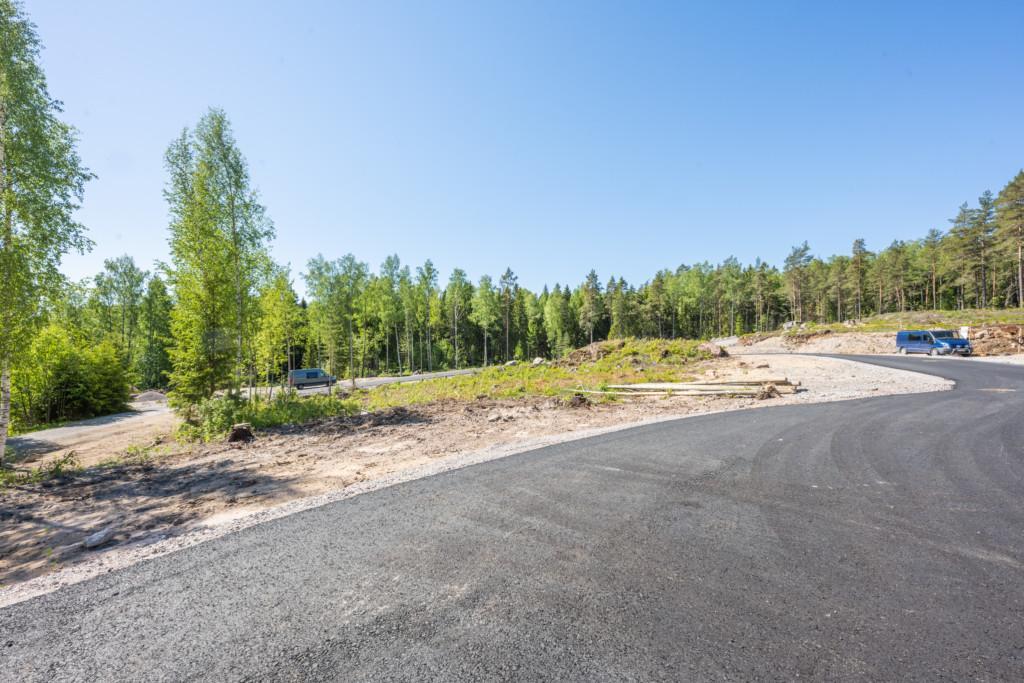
[180,391,360,441]
[363,338,709,410]
[255,268,300,386]
[164,109,274,409]
[8,324,130,433]
[0,451,81,488]
[136,275,173,388]
[0,0,94,457]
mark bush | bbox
[9,325,131,433]
[182,391,361,441]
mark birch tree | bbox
[0,0,92,461]
[997,171,1024,308]
[164,109,273,410]
[470,275,499,366]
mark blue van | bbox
[896,329,972,356]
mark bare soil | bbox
[0,354,951,604]
[731,330,896,355]
[730,325,1024,357]
[8,399,177,468]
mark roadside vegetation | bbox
[178,339,712,440]
[180,393,361,442]
[361,338,711,410]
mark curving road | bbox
[2,356,1023,680]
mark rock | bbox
[504,360,518,366]
[54,541,85,558]
[227,423,254,443]
[782,321,797,331]
[487,413,503,422]
[566,393,591,408]
[698,342,729,358]
[755,383,781,400]
[532,357,545,366]
[84,526,117,549]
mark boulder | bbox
[698,342,729,358]
[532,357,546,366]
[84,525,117,549]
[566,393,591,408]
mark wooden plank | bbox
[606,381,795,391]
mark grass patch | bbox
[179,391,361,442]
[0,451,82,489]
[362,338,711,410]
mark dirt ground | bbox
[0,354,951,605]
[728,326,1024,357]
[728,330,896,355]
[8,398,177,468]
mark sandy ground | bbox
[0,354,952,607]
[726,331,897,355]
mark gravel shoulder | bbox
[962,354,1024,366]
[0,354,951,607]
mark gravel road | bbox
[2,355,1022,680]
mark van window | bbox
[306,371,318,379]
[908,333,921,342]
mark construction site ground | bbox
[0,352,952,606]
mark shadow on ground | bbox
[0,453,298,586]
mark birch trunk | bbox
[0,361,10,467]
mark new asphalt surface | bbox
[1,356,1022,681]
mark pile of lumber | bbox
[574,377,800,398]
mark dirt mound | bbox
[970,325,1024,356]
[697,342,729,357]
[562,339,626,366]
[731,331,894,355]
[133,390,167,402]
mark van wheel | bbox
[929,348,938,357]
[898,347,907,355]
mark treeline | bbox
[15,108,1024,429]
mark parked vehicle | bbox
[895,330,972,356]
[287,368,336,388]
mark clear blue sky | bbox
[29,0,1024,293]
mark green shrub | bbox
[9,325,131,434]
[182,391,361,441]
[0,452,82,489]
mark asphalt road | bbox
[2,356,1023,681]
